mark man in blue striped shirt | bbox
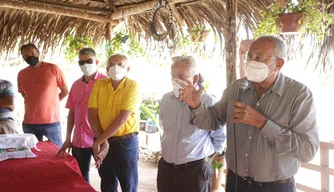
[0,79,17,134]
[157,56,226,192]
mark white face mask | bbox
[246,61,275,82]
[108,65,127,81]
[80,63,97,76]
[172,78,188,98]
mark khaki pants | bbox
[0,118,18,134]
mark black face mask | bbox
[25,56,39,67]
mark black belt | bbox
[242,176,293,188]
[107,132,138,143]
[162,157,209,170]
[0,117,14,121]
[229,169,293,187]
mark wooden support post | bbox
[0,0,118,25]
[105,23,112,41]
[225,0,237,86]
[320,147,330,192]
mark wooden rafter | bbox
[111,0,191,20]
[104,0,117,12]
[0,0,118,25]
[28,0,111,14]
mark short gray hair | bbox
[171,56,197,77]
[109,54,129,66]
[79,48,96,56]
[256,36,286,59]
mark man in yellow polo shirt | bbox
[88,54,141,192]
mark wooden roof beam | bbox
[111,0,190,20]
[104,0,117,12]
[29,0,111,14]
[0,0,118,25]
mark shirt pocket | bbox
[113,91,123,112]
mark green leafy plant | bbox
[176,36,210,58]
[211,159,224,170]
[106,32,146,58]
[211,147,226,170]
[188,25,206,42]
[187,25,210,42]
[140,98,160,124]
[64,35,93,61]
[140,98,163,135]
[254,0,334,41]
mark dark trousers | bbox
[72,146,93,183]
[226,169,296,192]
[157,157,213,192]
[98,136,139,192]
[22,122,62,147]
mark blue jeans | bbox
[98,136,139,192]
[226,169,296,192]
[72,146,93,183]
[22,122,62,147]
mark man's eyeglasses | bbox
[246,55,278,62]
[78,59,94,66]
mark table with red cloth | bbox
[0,141,96,192]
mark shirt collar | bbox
[268,72,284,97]
[247,73,284,97]
[107,76,128,90]
[81,71,101,84]
[169,92,178,100]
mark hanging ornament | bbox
[150,0,173,41]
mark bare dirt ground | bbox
[90,154,158,192]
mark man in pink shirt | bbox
[57,48,108,183]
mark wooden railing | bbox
[297,141,334,192]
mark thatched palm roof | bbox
[0,0,333,71]
[0,0,273,51]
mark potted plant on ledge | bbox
[254,0,334,41]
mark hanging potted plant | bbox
[176,36,211,58]
[188,25,210,42]
[106,32,146,58]
[254,0,334,41]
[63,35,93,61]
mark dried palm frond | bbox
[0,0,332,71]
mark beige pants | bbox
[0,118,18,134]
